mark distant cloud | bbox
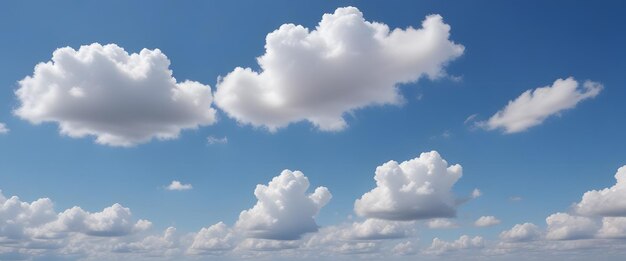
[355,151,463,220]
[574,166,626,216]
[427,218,458,229]
[236,170,331,240]
[166,180,193,191]
[509,196,523,202]
[474,216,501,227]
[478,77,602,133]
[215,6,464,131]
[0,123,8,134]
[426,235,484,255]
[500,223,541,242]
[188,222,235,254]
[207,135,228,145]
[472,188,482,199]
[545,212,597,240]
[14,43,217,146]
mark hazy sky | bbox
[1,1,625,260]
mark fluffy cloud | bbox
[574,166,626,216]
[344,219,413,240]
[0,123,8,134]
[427,218,458,229]
[188,222,236,254]
[354,151,463,221]
[598,217,626,239]
[214,6,464,131]
[392,241,416,255]
[500,223,541,242]
[474,216,501,227]
[426,235,484,255]
[0,189,149,253]
[545,213,597,240]
[113,227,180,256]
[206,135,228,145]
[14,43,217,146]
[166,181,193,191]
[236,170,331,240]
[480,77,602,133]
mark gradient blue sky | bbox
[1,1,625,260]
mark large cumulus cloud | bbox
[235,170,331,240]
[15,43,217,146]
[574,166,626,216]
[354,151,463,220]
[215,6,464,131]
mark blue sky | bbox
[1,1,625,260]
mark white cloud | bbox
[166,180,193,191]
[214,6,464,131]
[0,189,149,251]
[479,77,602,133]
[471,188,482,199]
[207,135,228,145]
[345,219,414,240]
[474,216,501,227]
[188,222,236,254]
[574,166,626,216]
[598,217,626,239]
[0,123,8,134]
[113,227,179,256]
[392,241,416,255]
[236,238,299,252]
[545,213,598,240]
[426,235,484,255]
[15,43,217,146]
[500,223,541,242]
[427,218,458,229]
[235,170,331,240]
[354,151,463,220]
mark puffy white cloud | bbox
[500,223,541,242]
[166,181,193,191]
[236,170,331,240]
[236,238,299,252]
[574,166,626,216]
[426,235,484,255]
[0,123,8,134]
[345,219,414,240]
[545,213,598,240]
[333,242,379,255]
[471,188,482,199]
[474,216,501,227]
[427,218,458,229]
[480,77,602,133]
[113,227,179,256]
[598,217,626,239]
[392,241,416,255]
[0,192,57,241]
[188,222,236,254]
[354,151,463,221]
[215,6,464,131]
[14,43,217,146]
[50,204,151,237]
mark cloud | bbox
[14,43,217,146]
[574,166,626,216]
[235,170,331,240]
[344,219,414,240]
[471,188,482,199]
[427,218,458,229]
[499,223,541,242]
[214,6,464,131]
[392,241,416,255]
[426,235,484,255]
[166,181,193,191]
[206,136,228,145]
[354,151,463,221]
[0,189,149,248]
[598,217,626,239]
[545,213,597,240]
[113,227,179,256]
[0,123,8,134]
[188,222,236,254]
[474,216,501,227]
[479,77,602,133]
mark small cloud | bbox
[427,218,458,229]
[0,123,9,134]
[464,114,478,125]
[207,135,228,145]
[474,216,501,227]
[509,196,522,202]
[471,188,482,199]
[166,180,193,191]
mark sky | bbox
[0,1,625,260]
